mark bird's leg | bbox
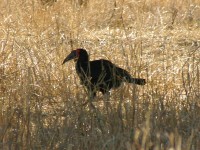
[82,90,96,109]
[88,92,106,133]
[88,91,96,109]
[101,90,112,113]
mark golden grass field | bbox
[0,0,200,149]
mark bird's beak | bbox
[62,50,77,64]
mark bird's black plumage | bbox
[63,48,146,97]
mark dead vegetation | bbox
[0,0,199,149]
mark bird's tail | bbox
[130,78,146,85]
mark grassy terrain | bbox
[0,0,200,149]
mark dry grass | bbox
[0,0,200,149]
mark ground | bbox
[0,0,199,149]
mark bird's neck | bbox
[76,54,89,74]
[76,60,89,72]
[77,57,89,64]
[76,55,89,66]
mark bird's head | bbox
[62,48,88,64]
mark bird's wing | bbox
[89,59,114,83]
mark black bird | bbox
[63,48,146,98]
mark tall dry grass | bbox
[0,0,199,149]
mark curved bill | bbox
[62,50,77,64]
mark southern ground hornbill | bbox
[63,48,146,98]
